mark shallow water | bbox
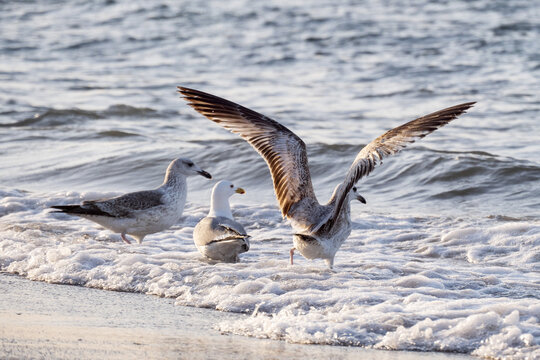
[0,273,474,360]
[1,1,539,359]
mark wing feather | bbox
[84,190,164,217]
[321,102,476,231]
[178,86,317,217]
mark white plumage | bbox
[193,180,250,263]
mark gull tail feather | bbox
[50,205,114,217]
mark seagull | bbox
[193,180,250,262]
[51,157,212,244]
[178,86,474,268]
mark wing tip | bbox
[176,85,191,94]
[449,101,476,116]
[177,86,205,103]
[458,101,476,112]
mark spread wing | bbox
[178,86,317,217]
[320,101,475,231]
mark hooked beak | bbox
[357,194,366,204]
[235,187,245,194]
[197,170,212,179]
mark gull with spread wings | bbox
[178,86,474,268]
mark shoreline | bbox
[0,273,474,360]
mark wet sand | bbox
[0,273,474,360]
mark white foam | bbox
[0,190,538,359]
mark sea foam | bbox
[0,190,538,359]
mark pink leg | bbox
[121,233,131,244]
[289,247,295,265]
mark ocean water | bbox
[1,1,539,359]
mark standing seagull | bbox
[193,180,250,262]
[178,86,474,268]
[51,157,212,244]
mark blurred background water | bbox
[0,1,539,358]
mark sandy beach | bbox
[0,273,475,360]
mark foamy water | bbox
[1,0,539,359]
[0,190,538,359]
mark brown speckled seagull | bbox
[178,86,474,268]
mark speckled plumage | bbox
[51,157,212,244]
[178,86,474,267]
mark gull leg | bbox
[121,233,131,244]
[325,257,334,269]
[289,247,295,265]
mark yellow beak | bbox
[235,187,245,194]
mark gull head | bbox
[209,180,245,219]
[350,186,366,204]
[213,180,245,198]
[168,157,212,179]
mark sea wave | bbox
[1,129,537,216]
[0,105,172,128]
[0,190,538,359]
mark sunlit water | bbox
[1,1,539,359]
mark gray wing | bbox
[178,86,317,218]
[194,216,249,247]
[320,102,475,231]
[84,190,164,218]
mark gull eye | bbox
[230,184,234,188]
[186,162,193,167]
[352,187,357,192]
